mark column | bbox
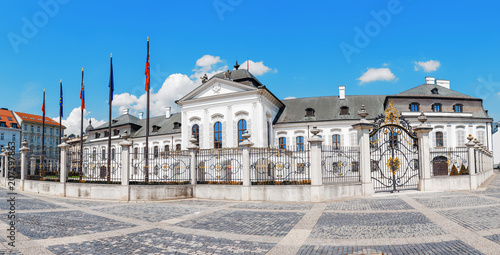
[240,131,253,201]
[352,105,374,196]
[19,140,30,191]
[58,136,70,184]
[187,136,199,186]
[120,132,132,186]
[309,126,324,202]
[466,135,477,190]
[414,113,433,191]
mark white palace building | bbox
[83,69,492,155]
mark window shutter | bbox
[209,124,214,149]
[443,131,448,148]
[340,134,344,147]
[233,120,237,147]
[222,121,227,147]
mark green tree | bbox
[450,164,459,176]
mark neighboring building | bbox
[82,69,492,156]
[13,111,65,160]
[0,108,21,151]
[493,122,500,167]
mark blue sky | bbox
[1,0,500,134]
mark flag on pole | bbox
[109,54,114,104]
[80,68,85,110]
[145,37,150,91]
[42,89,46,115]
[59,79,63,118]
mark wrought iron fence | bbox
[250,146,310,185]
[196,148,243,184]
[430,147,469,176]
[26,152,60,181]
[66,148,122,183]
[321,146,360,184]
[130,150,190,184]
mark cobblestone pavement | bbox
[0,172,499,254]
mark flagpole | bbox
[107,53,113,182]
[42,89,46,175]
[145,36,150,182]
[59,79,62,174]
[80,68,84,180]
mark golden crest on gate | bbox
[384,101,400,125]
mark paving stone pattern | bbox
[48,228,275,255]
[231,202,314,211]
[438,206,500,231]
[413,195,498,209]
[311,212,447,239]
[1,210,136,240]
[176,210,304,237]
[51,197,118,208]
[94,203,207,222]
[485,234,500,245]
[298,240,484,255]
[168,199,231,207]
[325,198,414,211]
[0,198,65,211]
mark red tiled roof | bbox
[15,111,65,128]
[0,109,20,129]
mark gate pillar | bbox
[352,105,374,196]
[414,112,433,191]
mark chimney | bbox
[165,107,171,119]
[123,108,130,115]
[435,79,450,89]
[339,86,345,100]
[425,77,435,85]
[139,112,143,120]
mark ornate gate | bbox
[370,102,419,192]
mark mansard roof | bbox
[212,69,263,87]
[131,113,181,137]
[94,114,142,129]
[274,95,386,124]
[394,84,475,98]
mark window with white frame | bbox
[477,130,486,144]
[456,130,465,147]
[332,134,341,149]
[350,133,357,146]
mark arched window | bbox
[111,148,116,160]
[409,102,419,112]
[192,124,200,146]
[237,119,247,146]
[477,130,485,144]
[456,130,465,146]
[296,136,304,151]
[176,144,181,151]
[214,122,222,148]
[436,131,444,147]
[154,146,159,158]
[332,134,341,149]
[432,103,442,112]
[454,104,463,113]
[279,137,286,149]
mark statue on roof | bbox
[201,74,208,84]
[225,70,232,80]
[234,61,240,70]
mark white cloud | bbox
[196,55,222,67]
[53,107,106,136]
[283,96,296,100]
[357,67,397,84]
[414,60,441,72]
[239,60,277,76]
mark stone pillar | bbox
[414,112,433,191]
[308,126,324,202]
[30,156,36,176]
[466,135,477,190]
[352,105,374,196]
[240,131,253,201]
[187,136,199,186]
[19,140,30,191]
[58,136,70,184]
[474,139,480,173]
[120,132,132,186]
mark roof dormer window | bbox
[173,122,181,129]
[305,108,315,117]
[152,125,161,132]
[340,106,349,115]
[431,88,439,94]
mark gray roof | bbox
[131,113,181,137]
[274,95,386,124]
[212,69,263,87]
[94,114,141,129]
[395,84,474,98]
